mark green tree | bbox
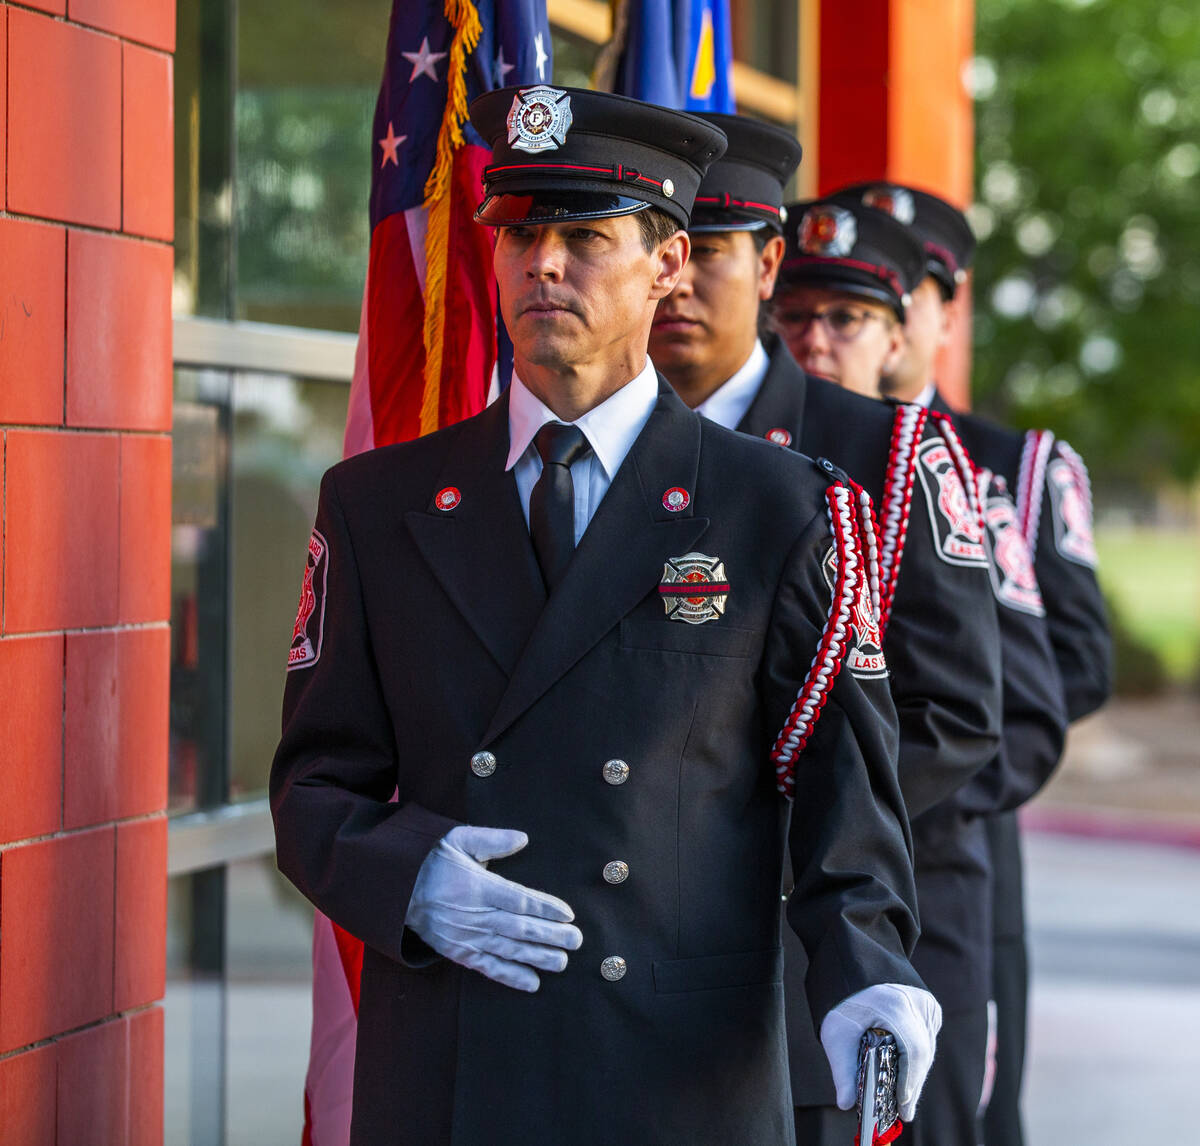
[972,0,1200,498]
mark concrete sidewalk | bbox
[1023,830,1200,1143]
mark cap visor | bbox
[475,191,650,226]
[775,270,905,320]
[688,212,771,234]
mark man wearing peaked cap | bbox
[272,86,929,1145]
[652,126,1005,1144]
[847,181,1111,1146]
[840,181,977,407]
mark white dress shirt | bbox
[694,340,770,431]
[913,382,937,409]
[506,358,660,545]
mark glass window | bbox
[229,375,348,802]
[235,0,391,332]
[166,859,315,1146]
[170,370,348,814]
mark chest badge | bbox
[658,552,730,625]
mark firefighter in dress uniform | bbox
[843,181,1112,1145]
[770,193,1064,1145]
[270,88,940,1146]
[646,115,1008,1144]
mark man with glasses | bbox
[272,89,937,1145]
[649,119,1003,1143]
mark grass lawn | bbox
[1096,528,1200,683]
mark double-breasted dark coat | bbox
[733,339,1006,1106]
[271,381,922,1146]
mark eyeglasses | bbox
[772,304,893,343]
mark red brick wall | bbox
[0,1,173,1141]
[817,0,976,407]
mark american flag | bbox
[342,0,552,456]
[304,3,550,1143]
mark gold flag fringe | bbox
[419,0,483,436]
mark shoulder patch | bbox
[979,472,1045,616]
[1047,444,1098,568]
[288,529,330,671]
[915,436,988,567]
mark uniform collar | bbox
[694,339,770,430]
[505,358,660,480]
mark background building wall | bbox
[0,1,174,1141]
[816,0,975,405]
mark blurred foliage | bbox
[1106,595,1168,696]
[1096,527,1199,684]
[972,0,1200,497]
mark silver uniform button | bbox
[600,955,627,982]
[602,759,630,785]
[470,751,497,778]
[603,860,630,885]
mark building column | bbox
[816,0,975,406]
[0,1,174,1141]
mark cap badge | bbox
[765,428,793,447]
[507,86,573,154]
[662,487,690,512]
[863,186,916,225]
[658,552,730,625]
[799,204,857,258]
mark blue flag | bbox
[615,0,734,113]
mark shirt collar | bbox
[505,358,660,479]
[913,382,937,409]
[694,340,770,430]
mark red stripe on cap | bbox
[924,239,960,276]
[781,255,904,297]
[694,195,780,215]
[487,162,615,177]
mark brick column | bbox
[816,0,975,406]
[0,1,174,1142]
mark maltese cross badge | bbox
[658,552,730,625]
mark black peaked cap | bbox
[840,182,976,298]
[689,113,803,233]
[778,196,927,320]
[470,85,728,230]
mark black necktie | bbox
[530,422,593,591]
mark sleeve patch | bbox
[1047,455,1098,569]
[980,474,1045,617]
[915,436,989,568]
[823,545,888,678]
[288,529,330,671]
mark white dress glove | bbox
[405,825,583,993]
[819,983,942,1122]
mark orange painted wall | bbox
[0,1,174,1140]
[817,0,976,406]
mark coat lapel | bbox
[481,381,709,745]
[404,395,547,677]
[737,338,808,441]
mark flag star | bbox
[533,32,549,81]
[379,122,406,168]
[495,45,515,85]
[402,36,448,83]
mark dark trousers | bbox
[793,1103,857,1145]
[982,934,1028,1146]
[903,1004,988,1146]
